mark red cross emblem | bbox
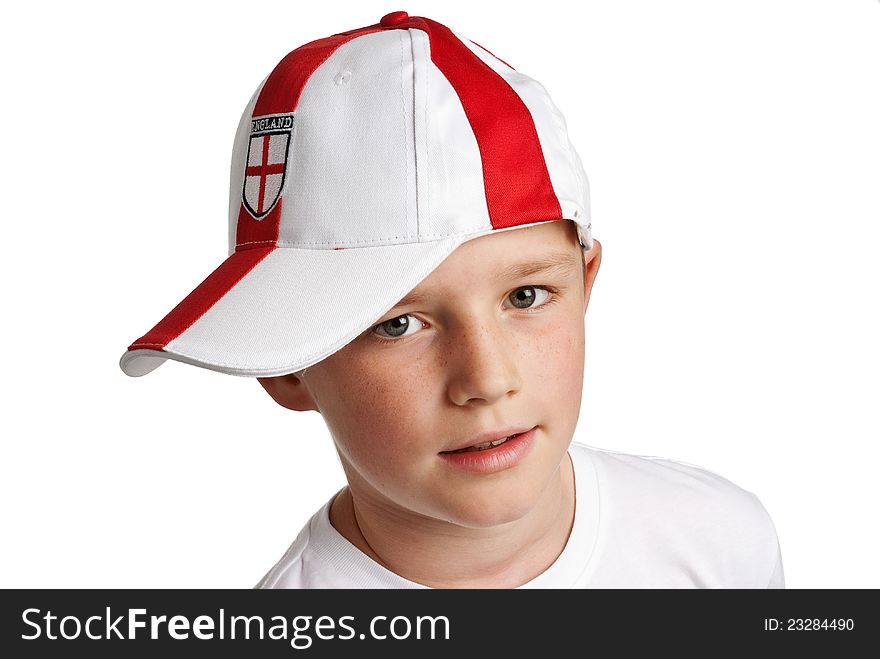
[242,114,293,219]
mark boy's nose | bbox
[445,319,523,406]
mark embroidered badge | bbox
[242,113,294,219]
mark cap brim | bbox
[120,235,472,378]
[120,219,592,378]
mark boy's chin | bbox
[438,484,543,529]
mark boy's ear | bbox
[582,238,602,314]
[257,373,320,412]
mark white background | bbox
[1,0,877,588]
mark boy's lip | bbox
[439,428,537,474]
[440,425,537,453]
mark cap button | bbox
[380,11,409,27]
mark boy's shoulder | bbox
[575,441,777,535]
[576,441,759,496]
[572,441,783,587]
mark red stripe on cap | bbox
[387,16,561,229]
[127,246,274,352]
[235,24,385,250]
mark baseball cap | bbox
[120,10,593,378]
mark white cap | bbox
[120,11,592,378]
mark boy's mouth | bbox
[438,427,538,474]
[440,427,535,454]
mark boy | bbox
[121,11,784,588]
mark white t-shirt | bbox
[255,441,785,588]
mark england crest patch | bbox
[242,113,294,219]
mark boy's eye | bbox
[373,314,420,340]
[371,286,554,341]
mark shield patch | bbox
[242,114,294,219]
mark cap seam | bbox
[234,216,580,250]
[236,223,577,248]
[408,28,422,239]
[397,29,410,239]
[422,28,431,238]
[236,239,279,249]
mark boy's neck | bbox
[328,452,576,588]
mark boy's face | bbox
[259,220,601,529]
